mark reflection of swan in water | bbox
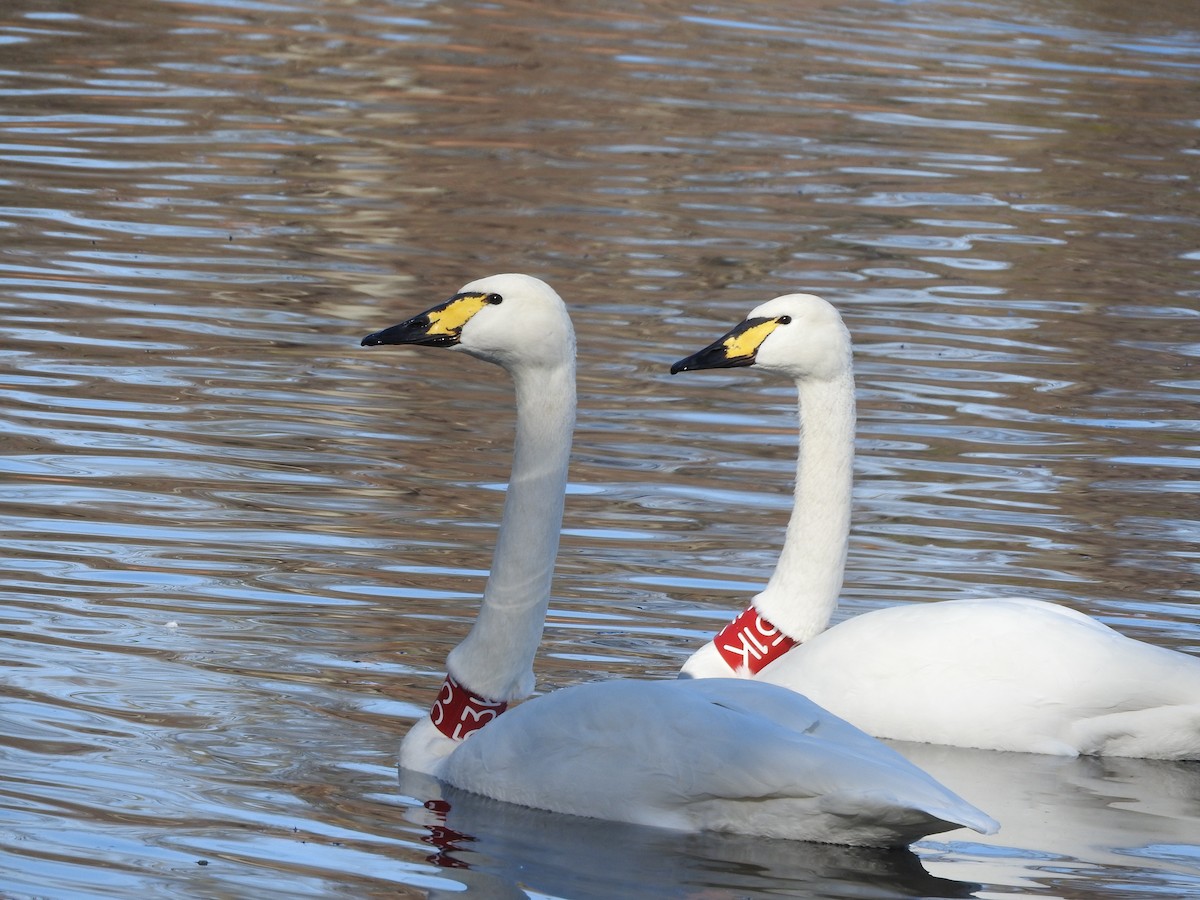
[362,274,997,847]
[894,742,1200,893]
[398,769,982,900]
[672,293,1200,759]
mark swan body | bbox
[672,293,1200,759]
[442,677,998,846]
[363,274,998,846]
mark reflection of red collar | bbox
[430,674,509,740]
[714,605,796,674]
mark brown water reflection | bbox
[1,0,1198,896]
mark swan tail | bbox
[816,790,1000,844]
[1071,705,1200,760]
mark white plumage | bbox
[363,274,998,846]
[443,677,998,846]
[672,293,1200,759]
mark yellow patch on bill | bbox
[424,293,490,338]
[722,318,780,361]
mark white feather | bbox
[676,293,1200,759]
[366,275,998,846]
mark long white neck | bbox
[753,368,855,642]
[444,359,576,701]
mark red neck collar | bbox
[430,674,508,740]
[714,605,796,674]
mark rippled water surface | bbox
[2,0,1199,896]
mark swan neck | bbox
[754,369,855,642]
[444,359,576,702]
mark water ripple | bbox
[1,0,1198,896]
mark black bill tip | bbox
[669,353,703,375]
[670,343,752,375]
[670,317,776,375]
[361,330,388,347]
[360,315,458,349]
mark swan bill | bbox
[670,316,780,374]
[361,292,494,348]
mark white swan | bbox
[672,292,1200,759]
[361,273,998,846]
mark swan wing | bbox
[439,678,998,846]
[759,598,1200,757]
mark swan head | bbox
[361,273,574,371]
[670,293,851,382]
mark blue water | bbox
[1,0,1198,896]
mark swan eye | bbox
[485,293,504,305]
[777,315,792,325]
